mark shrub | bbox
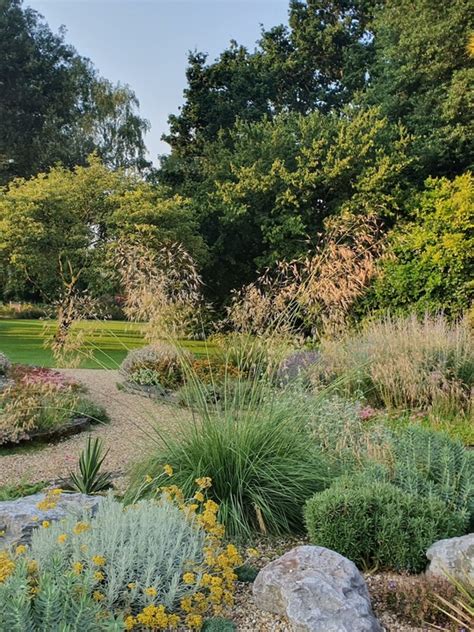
[5,489,243,628]
[387,427,474,527]
[0,353,11,377]
[365,173,474,318]
[0,302,51,319]
[120,343,192,390]
[129,387,332,537]
[304,479,467,572]
[315,314,474,419]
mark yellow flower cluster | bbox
[73,521,90,534]
[125,604,180,630]
[0,551,15,584]
[35,488,62,511]
[15,544,27,555]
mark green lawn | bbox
[0,319,213,368]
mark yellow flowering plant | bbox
[1,483,243,630]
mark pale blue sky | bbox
[27,0,290,164]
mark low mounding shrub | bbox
[130,388,332,537]
[0,489,243,629]
[0,352,11,376]
[304,479,467,572]
[120,343,192,390]
[314,314,474,419]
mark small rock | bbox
[253,545,381,632]
[426,533,474,582]
[0,492,102,548]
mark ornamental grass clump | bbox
[0,485,244,630]
[314,313,474,419]
[130,383,332,538]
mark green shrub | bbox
[129,387,332,537]
[365,173,474,318]
[120,343,192,390]
[305,480,467,572]
[0,481,46,501]
[315,314,474,420]
[388,427,473,526]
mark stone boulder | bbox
[426,533,474,582]
[253,545,381,632]
[0,491,101,549]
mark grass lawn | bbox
[0,319,214,369]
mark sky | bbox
[27,0,290,165]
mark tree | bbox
[0,0,150,182]
[365,173,474,316]
[191,107,410,301]
[0,156,203,301]
[161,0,376,168]
[367,0,474,180]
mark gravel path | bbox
[0,369,185,486]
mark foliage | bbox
[0,369,107,444]
[0,302,51,319]
[130,382,331,537]
[120,343,192,391]
[304,479,467,572]
[0,480,45,501]
[0,157,203,304]
[0,0,149,183]
[386,427,474,527]
[366,173,474,317]
[162,0,376,159]
[371,573,459,628]
[0,556,118,631]
[315,313,474,418]
[67,436,113,495]
[185,107,408,303]
[6,489,244,629]
[367,0,473,179]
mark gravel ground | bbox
[0,369,187,486]
[0,373,438,630]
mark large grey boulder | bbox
[426,533,474,582]
[0,491,101,549]
[253,545,381,632]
